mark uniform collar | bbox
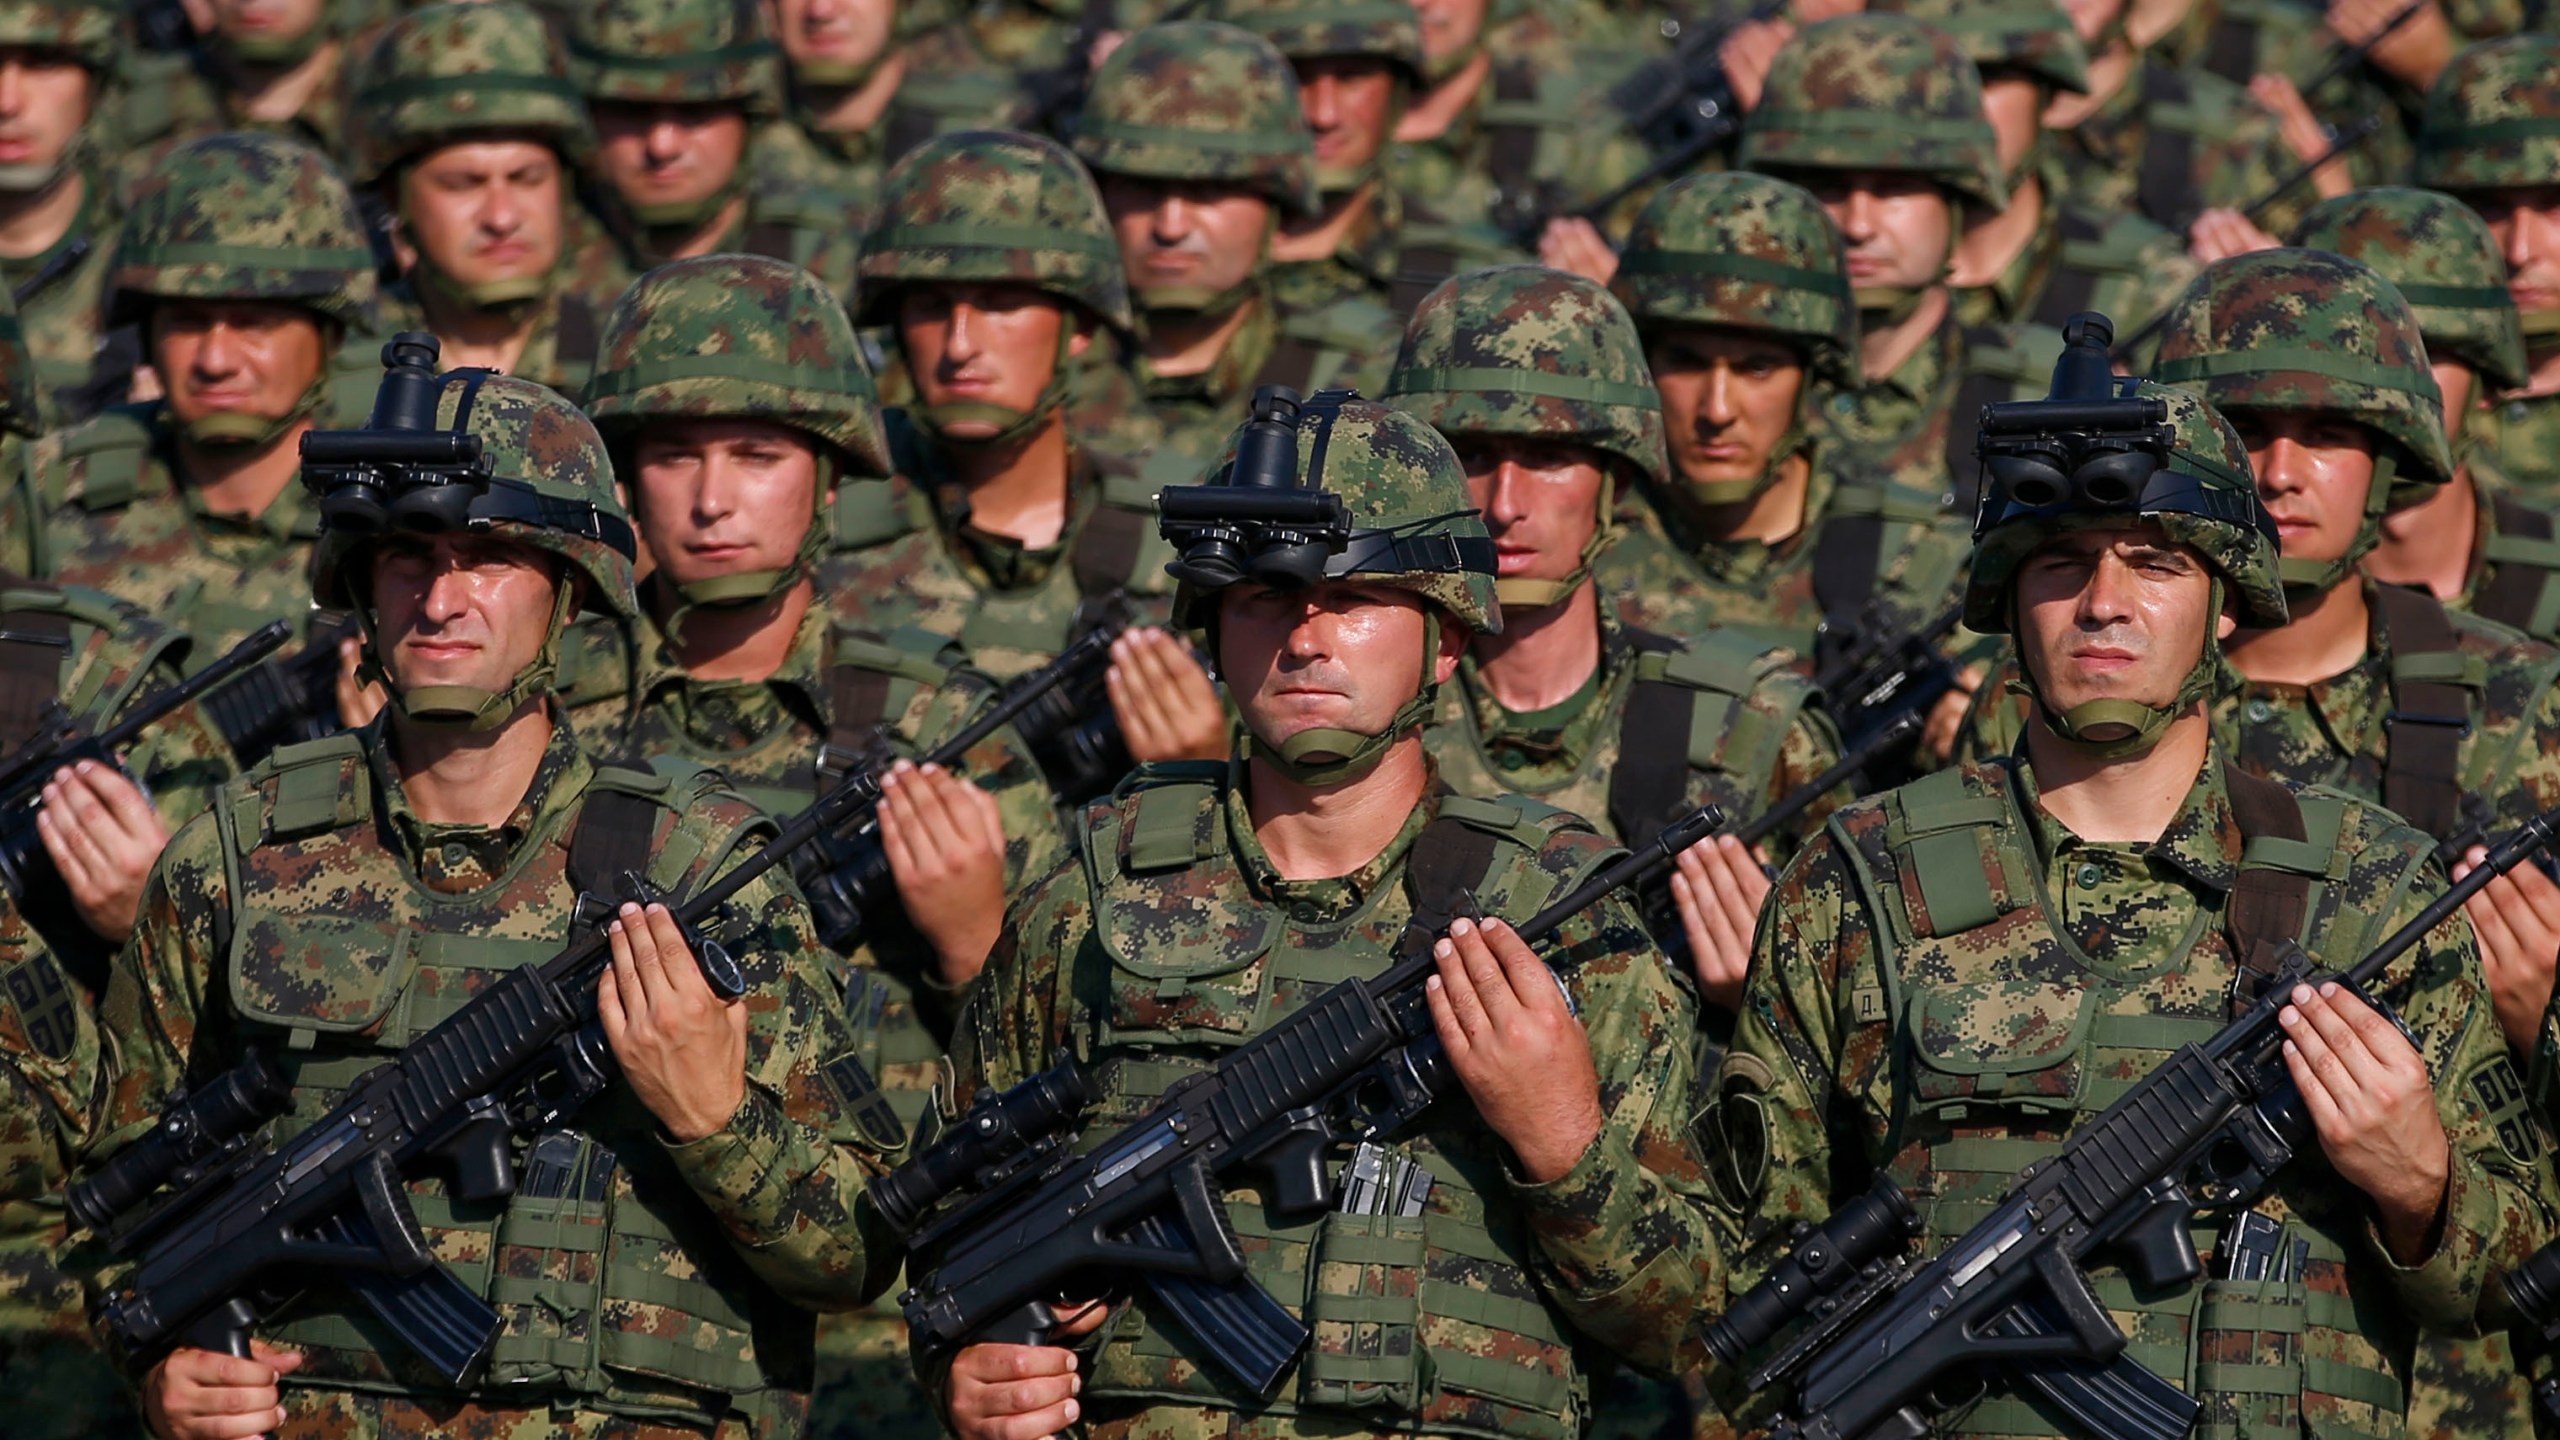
[631,583,837,738]
[1224,754,1445,924]
[371,702,591,891]
[1139,291,1277,412]
[2007,741,2245,895]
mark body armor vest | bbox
[1826,760,2427,1438]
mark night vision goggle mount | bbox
[299,332,635,560]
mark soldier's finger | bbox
[1449,918,1521,1017]
[960,778,1007,856]
[169,1380,283,1418]
[184,1411,289,1440]
[639,903,712,1005]
[1428,939,1491,1045]
[2507,854,2560,926]
[2295,982,2386,1073]
[986,1397,1080,1440]
[606,910,651,1028]
[1478,920,1559,1014]
[35,807,97,890]
[905,765,976,856]
[2318,981,2420,1070]
[880,785,923,882]
[967,1372,1079,1418]
[2280,1037,2350,1137]
[2277,993,2359,1102]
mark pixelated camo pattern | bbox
[1610,170,1859,388]
[1738,13,2004,211]
[350,0,591,185]
[858,128,1135,334]
[1072,21,1318,215]
[110,131,378,332]
[2288,186,2530,392]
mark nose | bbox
[421,558,475,624]
[192,321,242,375]
[1836,187,1878,241]
[1153,192,1193,244]
[942,301,983,365]
[1302,74,1339,130]
[1485,457,1536,527]
[2251,436,2309,496]
[482,183,521,235]
[644,111,688,165]
[693,448,741,523]
[1701,364,1737,428]
[0,60,25,116]
[2078,551,2137,625]
[2510,205,2552,281]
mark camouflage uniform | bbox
[1604,170,1971,673]
[2417,35,2560,500]
[87,366,899,1440]
[569,0,857,300]
[2154,0,2424,192]
[1071,21,1405,459]
[4,133,377,660]
[101,2,359,191]
[1739,14,2064,508]
[934,396,1729,1440]
[1707,377,2560,1438]
[0,576,231,1440]
[350,1,612,398]
[0,0,129,429]
[2045,34,2310,240]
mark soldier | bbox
[850,130,1227,775]
[930,394,1724,1440]
[113,0,357,186]
[1707,360,2557,1440]
[0,0,134,426]
[5,133,374,663]
[569,0,856,298]
[1072,21,1405,458]
[1738,13,2061,505]
[350,1,611,398]
[579,251,1065,1440]
[1601,168,1970,684]
[88,361,899,1440]
[1878,0,2198,365]
[2415,35,2560,498]
[754,0,1011,233]
[2293,188,2560,643]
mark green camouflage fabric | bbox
[0,578,231,1440]
[2047,55,2309,240]
[1736,14,2006,214]
[855,127,1136,334]
[1133,289,1407,460]
[1813,312,2059,507]
[1609,169,1858,387]
[2465,386,2560,501]
[1874,0,2088,95]
[348,0,592,186]
[85,715,901,1435]
[2415,33,2560,196]
[100,33,358,190]
[0,0,116,70]
[2289,186,2531,392]
[1058,328,1173,458]
[1265,182,1528,323]
[567,0,781,112]
[1070,20,1320,217]
[2449,451,2560,641]
[368,283,612,398]
[6,161,126,430]
[1222,0,1425,79]
[107,131,378,334]
[1950,152,2198,366]
[588,253,894,478]
[1385,262,1667,488]
[1710,747,2559,1436]
[2154,0,2418,192]
[936,764,1729,1435]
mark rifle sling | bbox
[2371,583,2468,841]
[2222,768,2311,1015]
[568,789,660,905]
[0,604,66,751]
[2473,491,2555,636]
[1400,805,1501,958]
[1608,630,1692,850]
[1810,503,1887,679]
[2136,63,2201,234]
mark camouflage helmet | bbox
[1873,0,2089,94]
[587,254,892,477]
[349,1,592,186]
[0,0,118,71]
[2416,35,2560,196]
[569,0,781,117]
[109,133,379,332]
[1739,14,2006,212]
[857,129,1136,334]
[1967,379,2284,634]
[2289,187,2528,392]
[1220,0,1425,84]
[1072,21,1320,218]
[1611,170,1859,388]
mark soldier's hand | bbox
[333,631,385,730]
[2186,206,2285,265]
[1425,917,1604,1183]
[880,760,1009,990]
[2280,980,2453,1265]
[1538,217,1619,286]
[38,758,172,943]
[143,1339,303,1440]
[2325,0,2454,89]
[944,1299,1113,1440]
[1718,18,1792,113]
[1108,627,1228,764]
[2456,843,2560,1056]
[1921,662,1986,765]
[598,900,748,1145]
[2245,75,2355,202]
[1672,833,1771,1012]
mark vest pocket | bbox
[1906,981,2094,1122]
[595,1186,766,1399]
[1302,1211,1428,1412]
[483,1132,612,1389]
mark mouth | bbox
[403,639,481,662]
[476,239,533,262]
[1492,545,1543,576]
[687,542,752,563]
[2069,646,2139,672]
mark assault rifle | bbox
[68,622,1125,1382]
[0,620,289,981]
[1813,601,1963,755]
[2496,1228,2560,1423]
[1549,0,1786,238]
[876,803,1729,1393]
[1711,802,2560,1440]
[195,614,359,770]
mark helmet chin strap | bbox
[175,357,334,451]
[359,575,579,734]
[1249,612,1444,786]
[912,326,1075,450]
[2276,450,2398,601]
[1675,384,1815,508]
[658,451,838,643]
[2014,577,2225,760]
[1493,496,1617,611]
[412,246,555,317]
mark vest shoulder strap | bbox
[2371,582,2478,840]
[551,292,604,367]
[1071,485,1153,598]
[2475,492,2560,637]
[829,453,929,552]
[2136,61,2203,231]
[2222,767,2320,1008]
[1889,764,2013,939]
[55,405,157,513]
[826,623,964,757]
[1111,764,1228,874]
[255,732,372,843]
[0,596,67,751]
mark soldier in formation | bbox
[0,0,128,427]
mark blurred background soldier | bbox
[115,0,359,186]
[755,0,1016,231]
[0,0,132,427]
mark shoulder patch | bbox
[823,1048,909,1152]
[2467,1054,2545,1168]
[1,953,78,1062]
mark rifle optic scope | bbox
[1160,385,1355,593]
[872,1060,1094,1235]
[2504,1239,2560,1343]
[69,1050,290,1233]
[1702,1175,1917,1366]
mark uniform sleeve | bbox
[1756,700,1849,865]
[85,811,231,1166]
[657,833,902,1312]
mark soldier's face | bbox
[2228,409,2379,567]
[1101,175,1274,301]
[366,532,563,699]
[2014,526,2226,717]
[1647,326,1807,494]
[1799,171,1953,290]
[398,138,565,293]
[1218,582,1463,749]
[1294,57,1400,190]
[2468,185,2560,319]
[1456,436,1610,599]
[592,101,750,216]
[150,299,330,434]
[767,0,897,75]
[2432,358,2476,447]
[631,418,822,592]
[202,0,325,46]
[896,281,1089,435]
[1410,0,1488,69]
[0,47,93,176]
[1979,72,2043,178]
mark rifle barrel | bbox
[0,619,290,799]
[2349,809,2560,991]
[1738,711,1923,849]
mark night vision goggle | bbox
[1972,313,2276,549]
[299,332,636,561]
[1156,384,1493,592]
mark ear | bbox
[2216,604,2239,642]
[1431,607,1466,685]
[177,0,216,35]
[1068,319,1094,361]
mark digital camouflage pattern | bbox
[1220,0,1424,82]
[5,159,123,431]
[2048,51,2308,239]
[107,131,378,334]
[0,579,231,1440]
[938,768,1730,1437]
[87,717,901,1435]
[1873,0,2087,97]
[1950,151,2197,365]
[1608,170,1859,389]
[567,0,781,113]
[1134,292,1408,461]
[1735,14,2006,215]
[348,0,593,186]
[856,128,1136,334]
[2151,0,2417,193]
[1070,20,1320,217]
[0,0,116,70]
[1712,748,2560,1436]
[2415,34,2560,198]
[2289,187,2530,394]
